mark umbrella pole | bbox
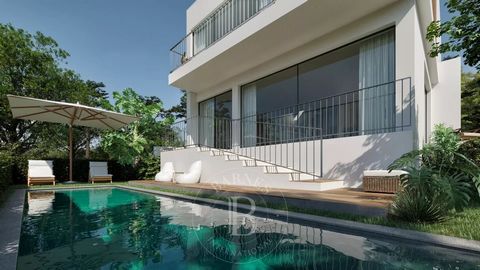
[69,125,73,182]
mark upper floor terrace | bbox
[168,0,409,91]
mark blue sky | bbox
[0,0,474,110]
[0,0,194,109]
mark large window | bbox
[241,28,395,145]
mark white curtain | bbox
[242,84,257,147]
[359,30,395,134]
[199,99,215,147]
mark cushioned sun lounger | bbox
[89,162,113,184]
[28,160,55,186]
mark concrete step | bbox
[199,146,345,191]
[289,172,322,181]
[263,166,296,174]
[210,149,223,156]
[209,149,237,157]
[224,155,252,161]
[242,160,272,167]
[197,146,211,152]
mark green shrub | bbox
[388,124,480,222]
[136,154,160,180]
[459,138,480,166]
[388,189,448,223]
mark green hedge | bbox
[49,159,138,182]
[9,158,141,184]
[0,151,13,195]
[38,159,138,183]
[1,148,159,187]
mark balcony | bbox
[168,0,400,91]
[170,0,275,72]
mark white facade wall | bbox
[431,57,462,130]
[322,131,412,186]
[186,0,226,32]
[193,1,414,103]
[238,131,412,187]
[161,147,343,191]
[170,0,462,187]
[170,0,309,85]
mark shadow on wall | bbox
[325,83,418,187]
[324,132,413,187]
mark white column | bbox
[186,91,198,145]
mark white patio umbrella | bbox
[7,95,139,182]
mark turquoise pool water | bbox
[18,188,480,269]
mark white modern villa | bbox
[163,0,461,191]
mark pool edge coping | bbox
[0,188,26,270]
[28,184,480,254]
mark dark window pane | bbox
[298,44,360,103]
[215,91,232,119]
[255,66,298,114]
[214,91,232,149]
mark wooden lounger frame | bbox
[89,176,112,184]
[28,177,55,186]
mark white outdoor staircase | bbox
[193,146,345,192]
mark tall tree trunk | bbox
[85,129,90,159]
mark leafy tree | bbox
[461,73,480,131]
[426,0,480,69]
[0,23,67,152]
[162,90,186,119]
[0,23,107,156]
[100,88,174,166]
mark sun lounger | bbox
[28,160,55,186]
[89,162,113,184]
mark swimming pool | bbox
[17,188,480,269]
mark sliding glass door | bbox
[241,28,395,144]
[199,91,232,149]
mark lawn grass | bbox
[25,182,480,241]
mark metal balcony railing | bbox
[170,0,275,72]
[162,116,324,178]
[159,78,412,179]
[241,77,412,142]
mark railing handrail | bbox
[176,115,325,132]
[190,115,324,178]
[176,77,411,128]
[163,77,413,180]
[170,0,276,72]
[242,77,412,118]
[170,33,191,53]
